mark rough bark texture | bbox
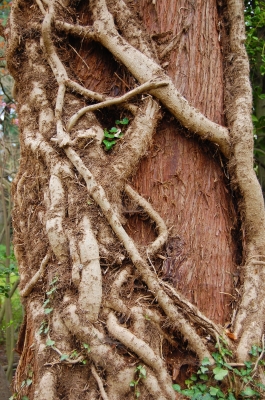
[6,0,265,399]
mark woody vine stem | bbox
[6,0,265,399]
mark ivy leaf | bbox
[209,387,219,396]
[240,387,259,397]
[201,357,211,366]
[181,389,195,396]
[227,393,236,400]
[172,384,181,392]
[44,307,53,314]
[46,287,56,296]
[119,117,129,125]
[213,367,228,381]
[50,277,58,286]
[103,131,115,138]
[109,127,118,133]
[83,343,91,353]
[199,374,208,381]
[103,140,116,150]
[46,338,55,347]
[60,354,69,361]
[257,382,265,390]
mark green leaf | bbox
[136,365,146,378]
[60,354,69,361]
[26,379,32,386]
[46,338,55,347]
[182,389,195,396]
[191,374,198,381]
[43,299,50,306]
[83,343,91,353]
[103,131,115,138]
[120,117,129,125]
[44,307,53,314]
[46,287,56,296]
[172,384,181,392]
[227,393,236,400]
[103,139,116,150]
[252,115,259,123]
[82,360,87,364]
[244,361,252,369]
[213,367,228,381]
[129,381,136,387]
[209,387,219,396]
[199,366,209,374]
[241,387,259,397]
[201,357,211,366]
[199,374,208,381]
[50,277,58,286]
[256,382,265,391]
[109,127,118,133]
[115,117,129,125]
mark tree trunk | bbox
[6,0,265,399]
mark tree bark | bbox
[6,0,265,398]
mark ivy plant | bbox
[173,339,265,399]
[102,117,129,151]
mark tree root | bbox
[91,364,109,400]
[107,311,175,399]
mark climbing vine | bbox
[6,0,265,399]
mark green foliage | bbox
[244,1,265,186]
[0,244,17,297]
[102,117,129,151]
[173,340,265,399]
[0,245,22,344]
[245,1,265,78]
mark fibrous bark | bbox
[6,0,265,398]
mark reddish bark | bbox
[72,0,238,325]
